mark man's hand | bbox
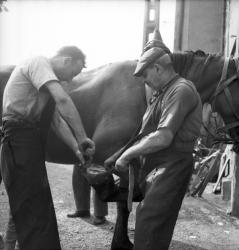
[115,156,130,172]
[104,156,116,170]
[81,138,95,157]
[75,138,95,165]
[75,149,85,165]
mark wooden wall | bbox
[174,0,225,53]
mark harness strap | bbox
[195,54,213,85]
[214,58,230,97]
[216,57,239,121]
[220,57,230,82]
[207,57,239,143]
[224,87,239,120]
[209,58,229,106]
[234,57,239,77]
[214,74,238,98]
[217,121,239,133]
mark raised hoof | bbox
[111,240,133,250]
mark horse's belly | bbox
[45,128,78,164]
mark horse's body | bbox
[0,51,239,250]
[46,61,147,165]
[41,52,239,168]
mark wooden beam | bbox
[174,0,185,51]
[142,0,160,50]
[230,153,239,217]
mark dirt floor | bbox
[1,163,239,250]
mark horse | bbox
[0,50,239,250]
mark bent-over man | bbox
[115,46,202,250]
[0,46,95,250]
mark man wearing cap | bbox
[115,45,202,249]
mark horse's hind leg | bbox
[111,201,133,250]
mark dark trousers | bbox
[134,153,193,250]
[0,124,61,250]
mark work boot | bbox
[67,210,90,218]
[92,216,106,225]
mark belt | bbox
[1,119,41,144]
[2,119,40,129]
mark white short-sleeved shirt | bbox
[2,56,59,122]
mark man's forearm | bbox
[52,110,79,155]
[120,129,173,161]
[56,96,87,145]
[43,80,88,149]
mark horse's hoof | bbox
[111,240,133,250]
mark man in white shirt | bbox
[0,46,95,250]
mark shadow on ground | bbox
[170,240,207,250]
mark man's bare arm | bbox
[43,81,95,155]
[115,128,173,171]
[51,110,86,163]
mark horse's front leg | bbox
[111,201,133,250]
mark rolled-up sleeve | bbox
[157,84,197,135]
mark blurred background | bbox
[0,0,176,69]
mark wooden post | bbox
[142,0,160,50]
[174,0,185,51]
[230,152,239,217]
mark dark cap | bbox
[134,47,168,77]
